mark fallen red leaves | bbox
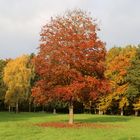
[35,122,121,129]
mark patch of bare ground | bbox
[35,122,123,129]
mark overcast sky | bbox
[0,0,140,59]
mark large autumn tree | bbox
[32,9,108,124]
[4,55,33,113]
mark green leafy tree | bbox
[126,46,140,115]
[0,59,7,110]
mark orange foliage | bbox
[32,9,109,105]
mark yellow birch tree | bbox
[4,55,32,113]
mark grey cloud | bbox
[0,0,140,58]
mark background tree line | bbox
[1,45,140,116]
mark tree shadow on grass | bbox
[0,112,132,123]
[75,115,131,123]
[61,115,131,123]
[0,112,52,122]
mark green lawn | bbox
[0,112,140,140]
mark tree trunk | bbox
[83,107,85,114]
[42,105,45,112]
[34,104,36,112]
[69,102,74,124]
[94,108,97,114]
[29,102,31,112]
[99,110,103,115]
[135,110,138,116]
[16,101,19,113]
[8,105,11,112]
[53,108,56,114]
[89,101,92,114]
[121,108,124,116]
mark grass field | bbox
[0,112,140,140]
